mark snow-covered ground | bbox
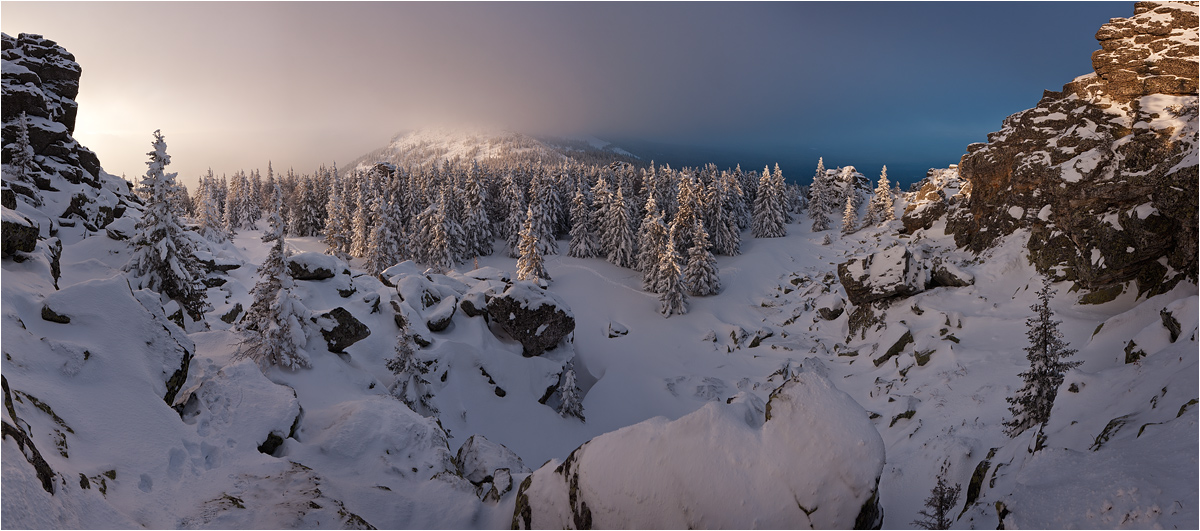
[3,198,1196,528]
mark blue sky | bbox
[2,2,1133,186]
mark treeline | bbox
[178,156,901,317]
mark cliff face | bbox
[944,1,1198,301]
[2,33,137,235]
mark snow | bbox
[517,372,885,529]
[4,179,1197,529]
[1134,202,1157,219]
[1007,206,1025,219]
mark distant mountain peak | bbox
[348,128,640,171]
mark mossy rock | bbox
[889,409,915,427]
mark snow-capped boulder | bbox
[839,245,929,306]
[426,296,458,332]
[512,372,885,529]
[486,281,576,357]
[317,307,370,353]
[2,208,38,257]
[454,434,531,485]
[176,359,301,454]
[299,396,455,480]
[948,1,1198,298]
[287,252,340,281]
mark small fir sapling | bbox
[1004,277,1082,437]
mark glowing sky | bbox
[2,2,1131,187]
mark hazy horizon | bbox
[2,1,1132,188]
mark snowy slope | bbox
[7,191,1194,529]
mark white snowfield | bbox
[2,168,1197,529]
[515,373,885,529]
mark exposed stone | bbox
[1160,308,1182,342]
[319,307,371,353]
[946,2,1198,297]
[40,304,70,324]
[220,303,243,324]
[486,281,575,357]
[286,252,337,280]
[838,245,928,306]
[426,296,457,332]
[2,210,39,257]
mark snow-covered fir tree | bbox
[6,112,41,204]
[841,194,859,235]
[363,193,395,276]
[772,164,793,224]
[637,196,669,291]
[670,175,701,255]
[752,165,786,238]
[350,175,371,258]
[684,218,720,296]
[711,173,742,256]
[556,363,585,421]
[463,161,493,258]
[1004,278,1082,437]
[864,165,895,227]
[605,182,636,268]
[241,184,311,371]
[503,173,527,258]
[222,171,244,235]
[529,171,558,256]
[568,188,601,258]
[124,130,205,321]
[516,206,550,283]
[323,170,352,260]
[387,317,437,416]
[196,171,227,243]
[592,175,614,254]
[658,233,688,317]
[809,158,833,232]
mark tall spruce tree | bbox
[637,196,668,290]
[323,170,352,260]
[684,218,720,296]
[1004,278,1082,437]
[516,206,550,282]
[841,194,859,235]
[241,184,311,371]
[568,188,601,258]
[658,233,688,317]
[912,474,961,530]
[605,183,636,268]
[809,158,833,232]
[7,112,40,203]
[864,165,895,226]
[125,130,205,321]
[752,165,786,238]
[463,161,494,258]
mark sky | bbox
[2,1,1134,188]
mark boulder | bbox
[486,281,575,357]
[454,434,531,485]
[426,296,457,332]
[287,252,340,281]
[460,291,488,318]
[318,307,370,353]
[838,245,929,306]
[512,372,885,529]
[2,208,38,257]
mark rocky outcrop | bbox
[838,244,973,307]
[486,281,575,357]
[2,33,104,193]
[947,2,1198,299]
[901,166,968,234]
[318,307,370,353]
[512,374,885,529]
